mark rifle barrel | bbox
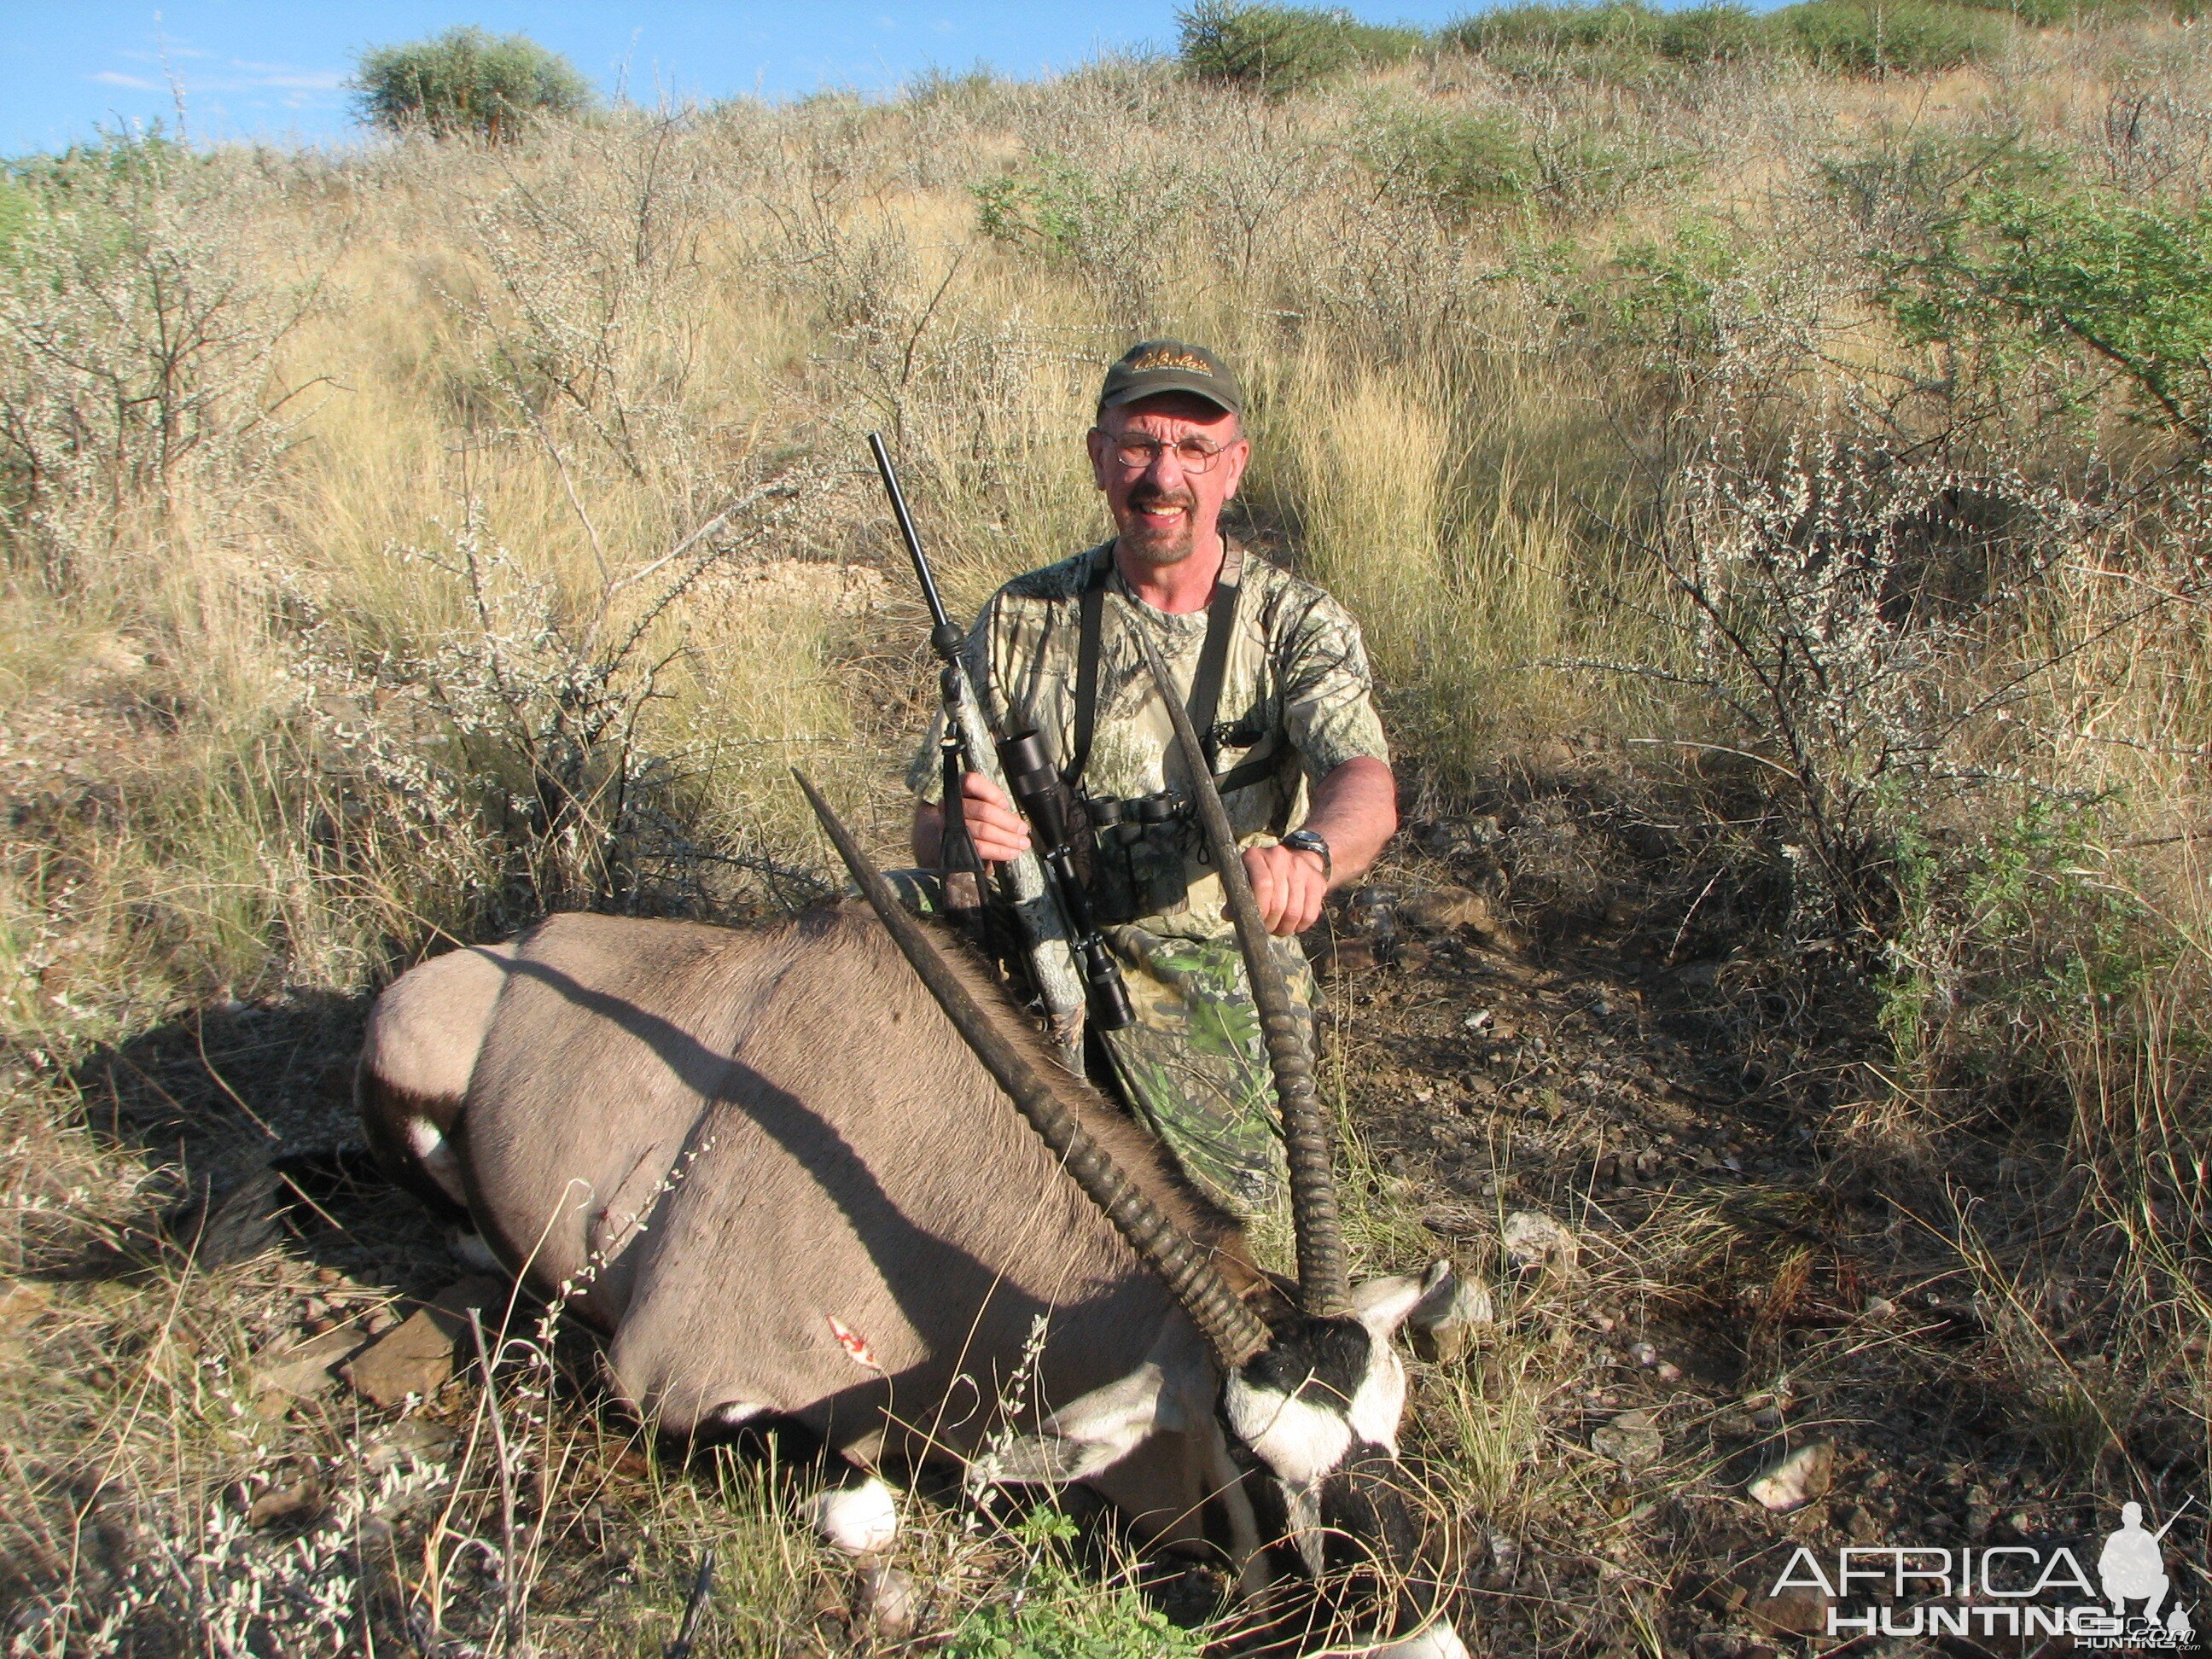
[2153,1499,2193,1541]
[868,432,958,652]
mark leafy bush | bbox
[1768,0,2007,73]
[352,26,592,142]
[0,134,309,575]
[1947,0,2202,23]
[1178,2,1427,94]
[1360,105,1534,216]
[1865,171,2212,445]
[1443,2,1658,55]
[1878,800,2152,1096]
[940,1509,1208,1658]
[969,152,1181,276]
[1442,3,1763,74]
[1656,3,1767,59]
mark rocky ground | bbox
[1315,794,2200,1657]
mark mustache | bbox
[1128,486,1196,512]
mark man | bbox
[911,340,1396,1221]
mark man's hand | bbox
[1243,841,1329,937]
[911,772,1031,867]
[1230,755,1396,937]
[955,771,1032,863]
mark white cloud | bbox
[227,60,346,88]
[90,56,343,99]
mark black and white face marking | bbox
[1220,1269,1435,1491]
[1217,1271,1468,1654]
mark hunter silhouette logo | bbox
[2101,1502,2190,1635]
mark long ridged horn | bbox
[1132,625,1353,1318]
[794,771,1272,1369]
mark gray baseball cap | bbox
[1097,339,1243,417]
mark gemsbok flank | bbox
[359,636,1469,1655]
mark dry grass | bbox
[2,20,2209,1654]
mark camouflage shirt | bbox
[908,539,1389,940]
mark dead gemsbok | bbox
[359,643,1470,1656]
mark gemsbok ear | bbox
[969,1323,1209,1487]
[972,1365,1171,1485]
[1354,1260,1455,1342]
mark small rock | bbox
[1318,936,1381,975]
[248,1481,324,1529]
[1748,1439,1835,1512]
[1592,1407,1663,1469]
[1400,885,1495,936]
[1834,1500,1879,1542]
[1627,1341,1658,1367]
[343,1276,508,1410]
[1501,1210,1576,1278]
[364,1417,460,1473]
[1484,1528,1521,1588]
[1749,1583,1829,1636]
[1862,1295,1896,1319]
[252,1324,370,1408]
[0,1280,54,1335]
[857,1561,918,1640]
[1415,821,1469,859]
[1656,1361,1685,1383]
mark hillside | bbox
[2,9,2209,1652]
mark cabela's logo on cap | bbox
[1128,346,1216,375]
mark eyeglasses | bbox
[1097,433,1234,474]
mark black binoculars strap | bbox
[1068,544,1243,789]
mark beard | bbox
[1116,485,1200,566]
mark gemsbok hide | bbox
[360,639,1469,1656]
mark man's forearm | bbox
[911,800,946,869]
[1299,756,1397,888]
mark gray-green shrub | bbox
[1360,105,1534,216]
[352,26,593,142]
[1770,0,2007,73]
[1178,2,1427,93]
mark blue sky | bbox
[1,2,1515,155]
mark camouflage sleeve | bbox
[1279,589,1390,783]
[903,598,1004,803]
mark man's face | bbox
[1086,393,1249,570]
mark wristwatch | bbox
[1280,828,1332,882]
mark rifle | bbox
[868,434,1133,1045]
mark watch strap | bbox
[1281,828,1331,882]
